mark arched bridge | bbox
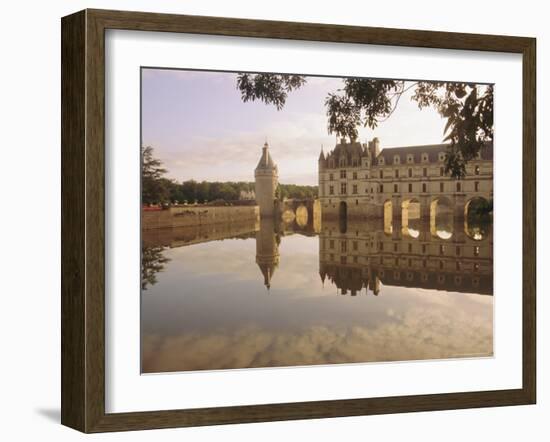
[275,198,321,233]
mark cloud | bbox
[142,302,493,372]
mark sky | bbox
[142,68,448,186]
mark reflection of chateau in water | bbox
[142,213,492,296]
[319,218,492,296]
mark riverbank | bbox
[142,204,260,230]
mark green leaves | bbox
[142,146,170,205]
[236,73,306,110]
[325,93,362,141]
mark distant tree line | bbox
[276,183,318,200]
[142,146,318,205]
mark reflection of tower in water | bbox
[255,218,280,289]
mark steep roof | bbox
[330,141,364,158]
[378,141,493,164]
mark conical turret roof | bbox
[255,142,277,170]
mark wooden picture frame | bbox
[61,8,536,433]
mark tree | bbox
[141,245,170,290]
[237,73,306,110]
[142,146,169,204]
[236,74,493,178]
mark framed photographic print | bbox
[61,9,536,433]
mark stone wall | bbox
[142,205,260,230]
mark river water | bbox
[141,215,493,373]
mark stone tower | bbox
[254,142,278,218]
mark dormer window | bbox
[393,155,400,165]
[339,158,346,167]
[438,152,446,162]
[421,153,429,163]
[378,157,385,165]
[407,154,414,163]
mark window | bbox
[475,181,479,192]
[422,153,428,162]
[355,199,359,205]
[340,170,347,179]
[365,172,369,179]
[352,171,357,180]
[474,246,480,256]
[456,246,461,255]
[440,167,445,176]
[456,181,462,192]
[352,184,358,194]
[422,183,427,193]
[408,243,412,253]
[407,154,414,163]
[353,241,358,251]
[340,241,347,253]
[439,261,444,270]
[329,173,334,181]
[352,158,358,167]
[440,182,444,192]
[380,242,384,251]
[422,244,427,254]
[423,259,427,268]
[329,239,334,249]
[440,245,445,255]
[395,169,399,178]
[379,170,383,179]
[439,152,446,162]
[380,184,384,193]
[394,243,398,252]
[340,183,347,194]
[339,158,346,167]
[379,157,385,165]
[394,184,398,193]
[423,167,427,177]
[394,155,400,164]
[475,165,480,175]
[329,185,334,195]
[474,263,480,272]
[408,183,413,192]
[408,168,412,177]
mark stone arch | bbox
[295,205,308,227]
[401,198,420,238]
[383,200,393,235]
[430,197,454,239]
[464,197,491,241]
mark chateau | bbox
[318,137,493,221]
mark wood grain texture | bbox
[61,10,86,432]
[61,8,537,433]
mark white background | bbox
[106,30,522,413]
[0,0,547,440]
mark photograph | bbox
[140,68,494,373]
